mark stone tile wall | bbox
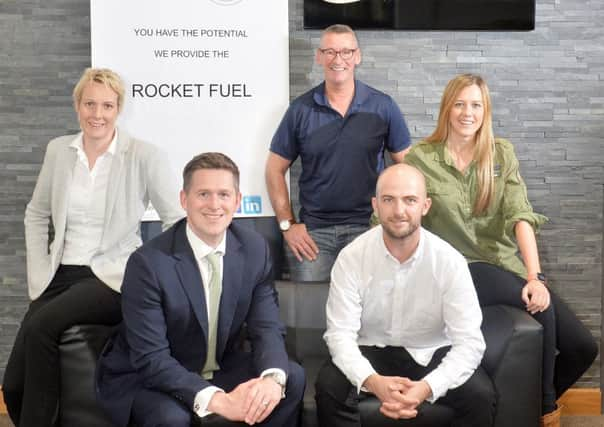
[0,0,602,387]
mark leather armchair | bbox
[59,325,240,427]
[278,281,543,427]
[59,325,118,427]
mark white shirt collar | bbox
[378,225,425,267]
[70,129,118,156]
[185,223,226,261]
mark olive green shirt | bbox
[404,138,548,279]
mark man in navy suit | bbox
[96,152,305,427]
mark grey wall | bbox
[1,0,602,389]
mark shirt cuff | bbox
[422,370,447,402]
[260,368,286,383]
[355,365,377,395]
[505,212,548,236]
[194,386,224,418]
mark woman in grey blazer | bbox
[2,68,184,427]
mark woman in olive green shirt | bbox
[404,74,596,424]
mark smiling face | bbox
[447,84,485,143]
[372,165,431,243]
[180,168,241,247]
[76,81,119,147]
[316,31,361,88]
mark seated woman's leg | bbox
[2,301,48,426]
[550,289,598,397]
[2,265,81,425]
[10,267,121,427]
[469,262,557,413]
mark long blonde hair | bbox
[426,74,495,215]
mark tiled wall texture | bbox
[1,0,602,388]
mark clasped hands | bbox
[364,374,432,420]
[207,375,282,425]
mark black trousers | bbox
[131,352,305,427]
[2,265,122,427]
[469,262,598,413]
[315,346,496,427]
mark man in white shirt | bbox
[97,153,304,427]
[315,164,495,427]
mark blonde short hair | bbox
[72,68,125,112]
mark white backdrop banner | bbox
[90,0,289,218]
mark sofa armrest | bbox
[60,324,118,427]
[60,325,241,427]
[481,305,543,427]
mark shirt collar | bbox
[70,130,118,157]
[438,141,477,172]
[185,223,226,262]
[312,79,369,113]
[434,141,453,166]
[377,225,425,267]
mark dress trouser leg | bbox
[2,266,121,427]
[130,352,305,427]
[549,291,598,396]
[315,346,495,427]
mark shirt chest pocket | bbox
[361,279,394,330]
[403,288,443,332]
[426,183,467,219]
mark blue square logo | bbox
[241,195,262,215]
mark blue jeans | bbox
[285,223,368,282]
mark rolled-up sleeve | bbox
[500,141,548,236]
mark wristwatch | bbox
[264,372,286,398]
[279,218,295,232]
[528,272,547,285]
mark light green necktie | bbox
[201,252,222,379]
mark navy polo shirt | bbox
[270,80,411,229]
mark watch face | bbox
[279,220,290,231]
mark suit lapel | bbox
[172,221,209,343]
[217,228,243,359]
[52,142,76,242]
[101,131,129,243]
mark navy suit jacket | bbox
[96,218,289,427]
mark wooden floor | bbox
[0,387,601,417]
[558,388,602,416]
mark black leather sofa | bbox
[58,281,543,427]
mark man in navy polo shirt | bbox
[265,24,411,282]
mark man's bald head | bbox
[372,163,431,243]
[376,163,428,199]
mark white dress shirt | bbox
[62,132,117,265]
[324,226,485,402]
[185,225,286,417]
